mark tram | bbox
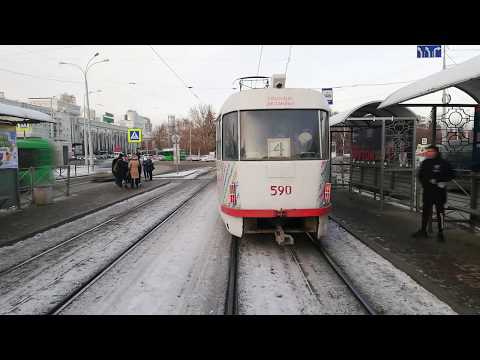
[216,75,332,245]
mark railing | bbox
[17,165,72,207]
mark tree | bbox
[151,103,217,155]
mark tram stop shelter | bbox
[378,53,480,227]
[0,102,53,210]
[330,100,418,211]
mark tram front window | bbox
[240,109,328,160]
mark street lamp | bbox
[59,54,109,171]
[79,89,102,167]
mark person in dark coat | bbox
[412,145,455,242]
[119,155,129,188]
[112,153,123,188]
[146,156,154,181]
[142,156,148,180]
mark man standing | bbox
[412,145,455,242]
[146,155,154,181]
[112,153,123,188]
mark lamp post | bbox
[60,54,109,171]
[81,89,102,167]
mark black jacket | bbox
[418,155,455,195]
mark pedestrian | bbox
[120,155,129,188]
[128,155,141,189]
[146,155,154,181]
[142,156,148,180]
[112,153,123,188]
[412,145,455,242]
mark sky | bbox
[1,45,479,127]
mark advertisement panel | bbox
[0,125,18,169]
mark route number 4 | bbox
[271,185,292,196]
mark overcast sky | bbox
[1,45,479,127]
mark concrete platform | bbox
[331,187,480,314]
[0,179,171,248]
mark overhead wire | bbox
[148,45,203,103]
[256,45,263,75]
[285,45,293,75]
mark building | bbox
[0,92,139,165]
[121,109,154,152]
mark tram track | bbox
[0,179,214,315]
[51,180,213,315]
[0,179,207,278]
[226,230,377,315]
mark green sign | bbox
[103,116,114,124]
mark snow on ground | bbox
[0,181,179,273]
[0,180,212,315]
[154,167,213,179]
[237,235,366,315]
[323,221,457,315]
[60,183,230,315]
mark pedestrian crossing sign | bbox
[128,128,142,143]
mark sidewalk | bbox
[0,179,170,248]
[331,187,480,314]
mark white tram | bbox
[216,75,332,245]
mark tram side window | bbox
[222,112,238,160]
[319,110,329,159]
[216,118,221,160]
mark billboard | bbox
[0,125,18,169]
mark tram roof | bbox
[219,88,330,115]
[379,54,480,108]
[330,100,418,127]
[0,102,53,124]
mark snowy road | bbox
[59,182,231,315]
[0,179,213,315]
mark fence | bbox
[17,165,72,208]
[331,117,417,211]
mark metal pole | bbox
[66,163,70,197]
[431,106,437,146]
[30,167,35,205]
[84,73,94,172]
[380,119,386,211]
[411,120,417,211]
[82,94,88,168]
[189,123,192,156]
[14,170,21,210]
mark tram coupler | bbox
[274,224,294,246]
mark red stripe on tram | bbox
[221,205,331,218]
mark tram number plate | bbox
[271,185,292,196]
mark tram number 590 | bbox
[270,185,292,196]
